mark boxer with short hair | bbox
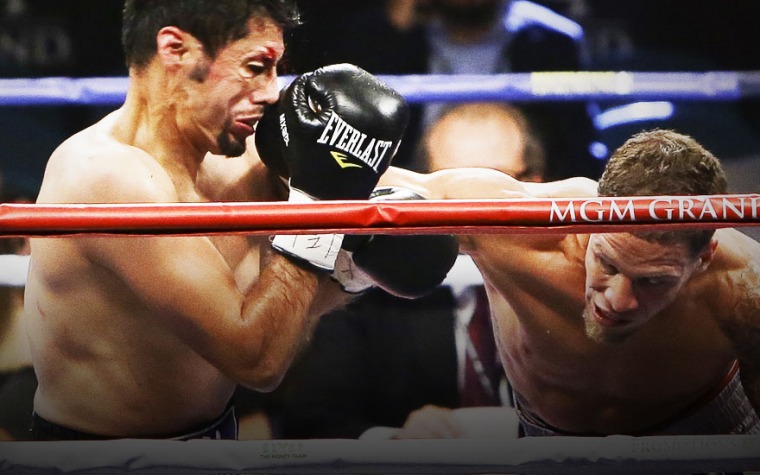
[380,128,760,435]
[25,0,454,440]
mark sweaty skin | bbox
[380,166,760,434]
[25,17,347,437]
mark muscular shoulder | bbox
[38,126,175,205]
[709,230,760,337]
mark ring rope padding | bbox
[1,194,758,237]
[1,71,759,106]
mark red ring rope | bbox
[1,194,758,237]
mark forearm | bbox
[307,277,353,321]
[236,254,323,391]
[380,166,533,200]
[522,177,598,198]
[381,166,598,200]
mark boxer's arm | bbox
[378,166,595,254]
[379,166,597,200]
[66,153,341,393]
[81,226,330,393]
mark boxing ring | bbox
[2,70,759,106]
[1,72,760,474]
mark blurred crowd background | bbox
[0,0,758,200]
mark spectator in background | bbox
[0,0,126,196]
[289,0,602,180]
[275,102,543,440]
[418,101,544,182]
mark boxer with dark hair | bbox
[25,0,455,440]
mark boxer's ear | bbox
[156,26,200,67]
[695,239,718,275]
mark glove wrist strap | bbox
[271,188,344,272]
[331,249,375,294]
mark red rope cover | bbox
[1,195,758,237]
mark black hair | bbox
[122,0,300,70]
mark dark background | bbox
[0,0,758,198]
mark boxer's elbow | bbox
[241,368,285,393]
[231,354,288,392]
[203,327,290,392]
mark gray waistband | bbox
[513,366,760,436]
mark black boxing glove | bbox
[256,64,409,271]
[332,187,460,298]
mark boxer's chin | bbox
[217,127,247,158]
[582,304,634,346]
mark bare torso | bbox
[25,113,280,436]
[473,231,743,434]
[379,165,760,435]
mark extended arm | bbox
[379,166,597,201]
